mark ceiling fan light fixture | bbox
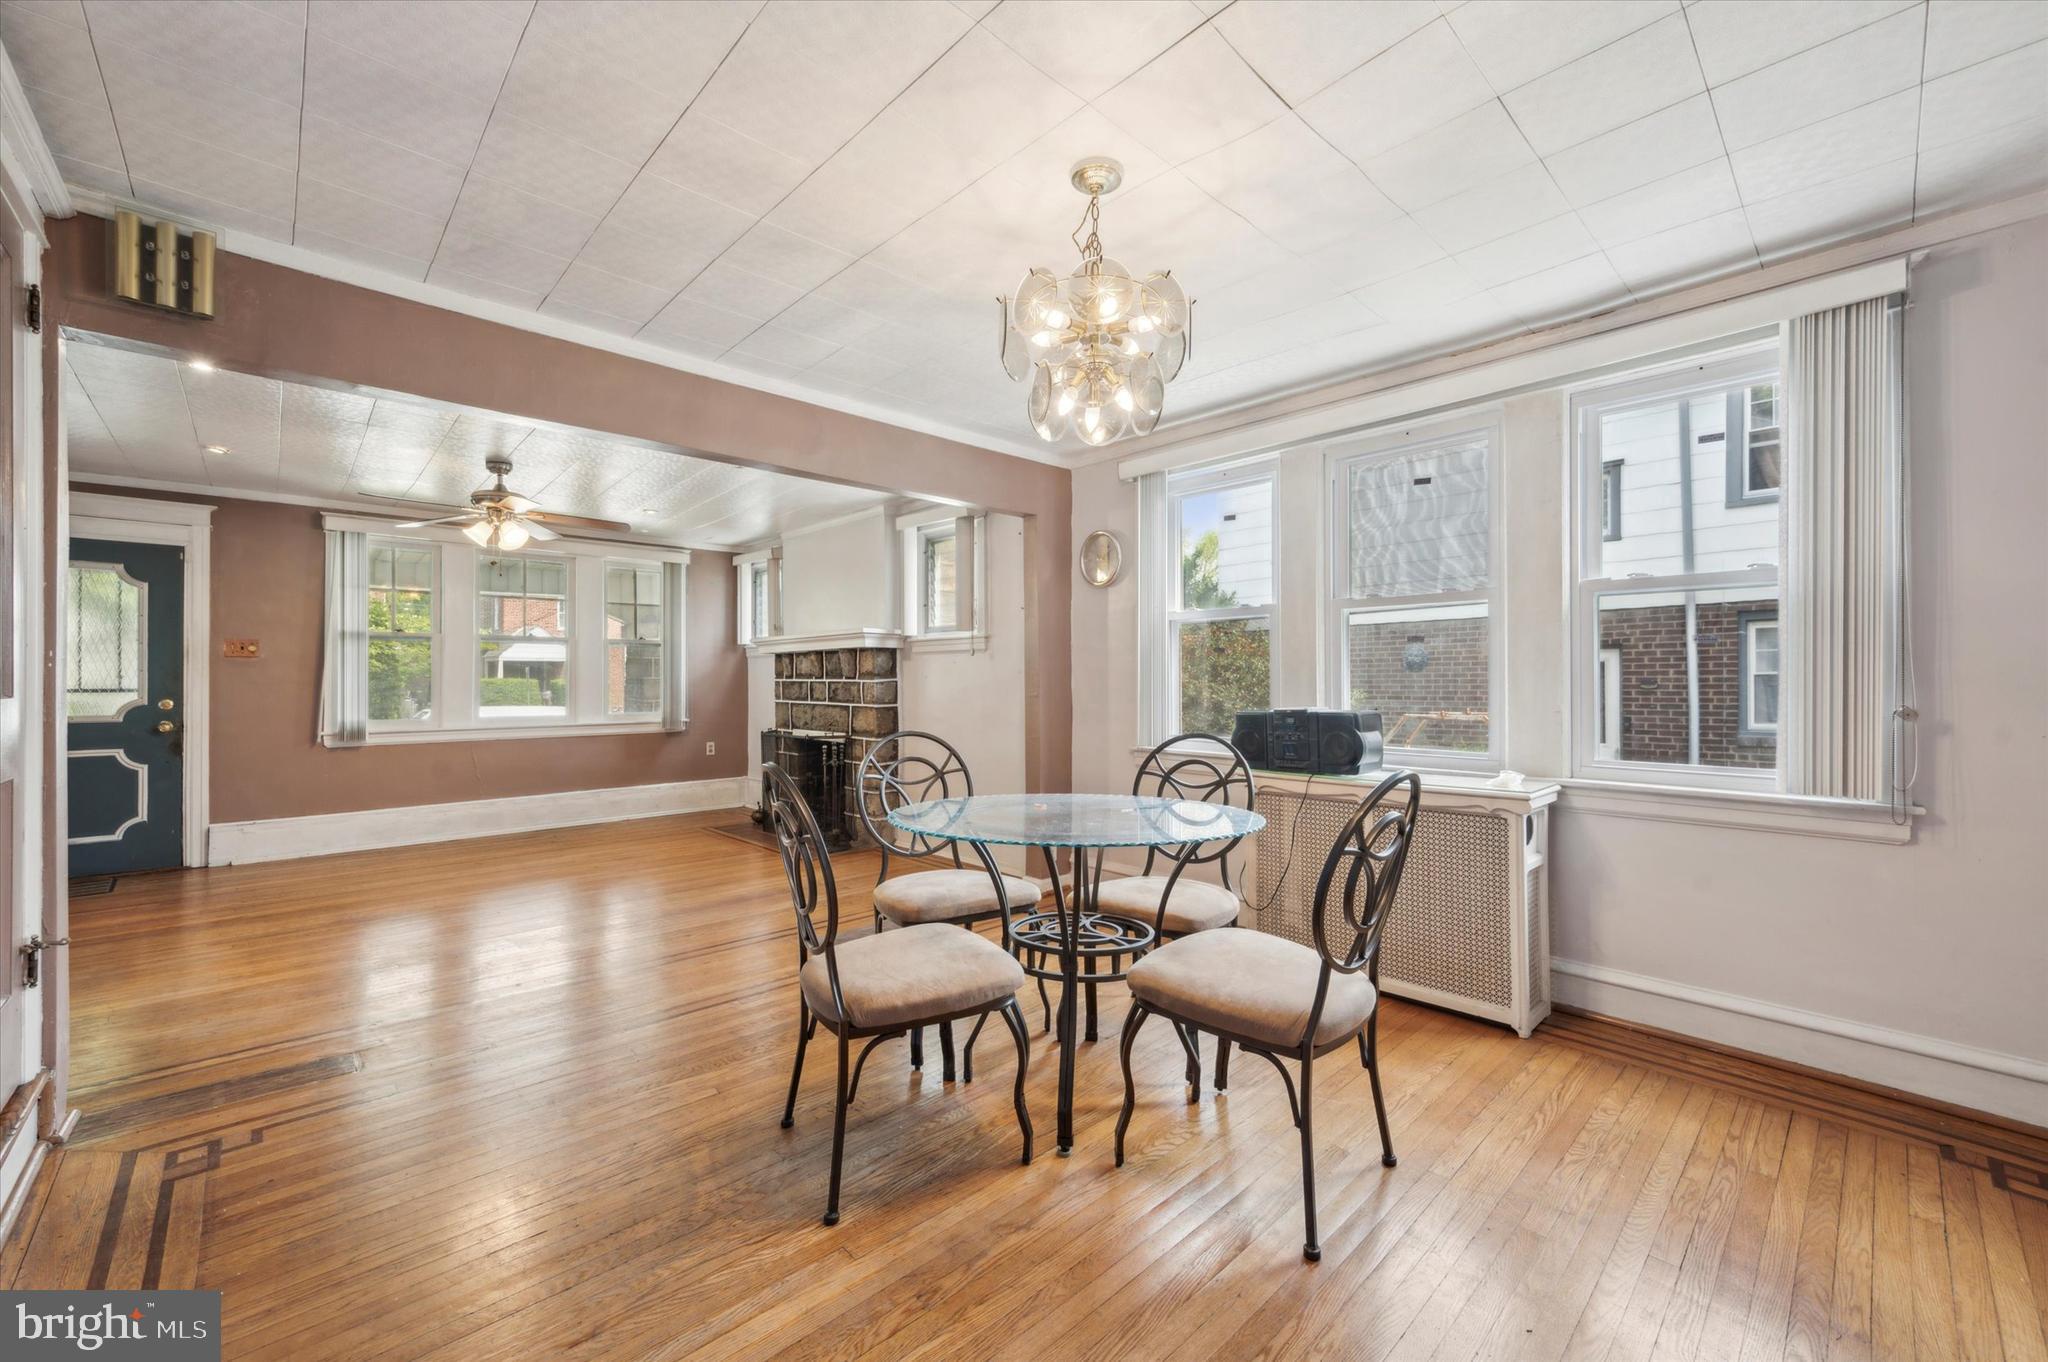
[996,157,1190,447]
[494,518,531,552]
[461,519,495,547]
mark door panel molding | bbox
[66,748,147,843]
[69,494,212,868]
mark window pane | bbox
[750,565,768,638]
[369,545,394,588]
[1345,603,1490,753]
[391,547,433,589]
[392,588,432,633]
[1346,440,1487,599]
[608,641,662,715]
[369,638,433,721]
[478,555,568,636]
[925,532,957,630]
[1594,588,1778,768]
[478,640,567,717]
[1178,480,1273,608]
[1176,616,1270,737]
[528,560,568,597]
[605,566,635,604]
[1592,388,1780,578]
[636,604,661,641]
[66,564,144,718]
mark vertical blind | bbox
[319,528,369,746]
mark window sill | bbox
[1556,778,1918,844]
[339,720,676,747]
[905,631,990,655]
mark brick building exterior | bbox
[1346,612,1490,752]
[1597,598,1777,768]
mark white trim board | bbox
[1551,958,2048,1127]
[207,777,750,866]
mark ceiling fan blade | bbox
[393,514,480,528]
[500,493,538,515]
[519,516,560,541]
[526,510,634,533]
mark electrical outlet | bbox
[705,741,717,756]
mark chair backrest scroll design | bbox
[1131,732,1257,891]
[856,730,974,876]
[1301,769,1422,1047]
[764,763,848,1023]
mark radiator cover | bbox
[1248,782,1552,1036]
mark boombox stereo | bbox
[1231,708,1384,776]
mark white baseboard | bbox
[207,777,752,866]
[1552,958,2048,1126]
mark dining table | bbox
[886,792,1266,1155]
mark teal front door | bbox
[67,537,185,875]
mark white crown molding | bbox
[0,42,72,222]
[207,776,750,865]
[1100,190,2048,477]
[1551,958,2048,1125]
[60,193,1064,467]
[746,628,905,656]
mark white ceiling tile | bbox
[677,260,807,321]
[1743,155,1915,258]
[717,222,860,293]
[690,0,972,167]
[95,38,303,172]
[298,114,466,219]
[1581,157,1741,248]
[983,0,1205,101]
[519,0,755,100]
[1686,0,1918,86]
[306,0,524,100]
[604,172,755,262]
[1197,215,1445,331]
[1299,19,1496,163]
[1099,168,1300,291]
[469,114,644,213]
[84,0,305,104]
[7,1,85,30]
[1412,162,1571,253]
[1185,295,1383,377]
[1919,39,2048,149]
[302,35,497,164]
[643,111,814,218]
[3,2,107,96]
[21,83,125,173]
[53,152,130,197]
[128,177,294,241]
[1487,252,1630,326]
[543,262,673,326]
[1543,94,1727,204]
[1094,25,1289,164]
[433,226,573,295]
[1604,207,1759,291]
[774,294,895,348]
[1924,0,2048,79]
[1456,212,1600,287]
[119,122,298,221]
[1350,255,1488,321]
[296,175,447,260]
[1709,6,1927,151]
[1210,0,1439,105]
[571,220,717,293]
[990,105,1176,200]
[1502,14,1704,155]
[291,225,432,279]
[1443,0,1678,93]
[763,104,978,256]
[447,174,603,253]
[1359,101,1536,210]
[729,324,839,369]
[1182,114,1402,254]
[494,42,688,168]
[1915,114,2048,214]
[1729,88,1920,202]
[804,346,909,388]
[890,27,1083,178]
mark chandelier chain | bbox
[1071,192,1104,274]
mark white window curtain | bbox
[661,559,689,732]
[319,528,370,746]
[1781,295,1904,800]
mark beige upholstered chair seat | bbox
[1093,875,1240,934]
[873,869,1043,926]
[1126,929,1376,1050]
[801,922,1024,1030]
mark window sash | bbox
[477,553,573,720]
[367,539,437,729]
[920,524,958,632]
[1161,462,1278,737]
[604,560,663,717]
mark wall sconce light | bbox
[113,209,216,318]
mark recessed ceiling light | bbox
[639,507,660,515]
[187,359,216,372]
[203,444,229,456]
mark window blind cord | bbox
[1889,296,1919,825]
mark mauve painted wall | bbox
[78,487,747,822]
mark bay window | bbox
[1328,423,1499,769]
[1165,464,1275,738]
[1572,352,1781,785]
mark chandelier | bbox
[998,158,1191,446]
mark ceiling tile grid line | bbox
[11,0,2045,455]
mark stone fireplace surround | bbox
[768,642,900,843]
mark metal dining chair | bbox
[768,763,1033,1226]
[1093,732,1255,1087]
[1114,769,1421,1262]
[857,730,1047,1077]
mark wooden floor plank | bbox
[0,810,2029,1362]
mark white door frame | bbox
[67,492,213,869]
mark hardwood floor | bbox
[6,810,2046,1361]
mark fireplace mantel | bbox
[747,628,906,657]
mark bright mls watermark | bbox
[4,1291,220,1359]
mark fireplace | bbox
[756,645,900,845]
[756,729,850,848]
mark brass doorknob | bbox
[156,720,175,733]
[158,697,175,710]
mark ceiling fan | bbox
[385,455,631,550]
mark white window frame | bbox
[320,513,688,744]
[1740,612,1780,739]
[603,558,664,719]
[1161,460,1278,739]
[1728,380,1784,506]
[899,509,986,645]
[736,550,779,646]
[476,550,575,726]
[918,521,958,633]
[1324,418,1503,774]
[1569,350,1781,790]
[365,536,440,733]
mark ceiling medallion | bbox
[997,157,1192,447]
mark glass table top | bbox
[886,793,1265,848]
